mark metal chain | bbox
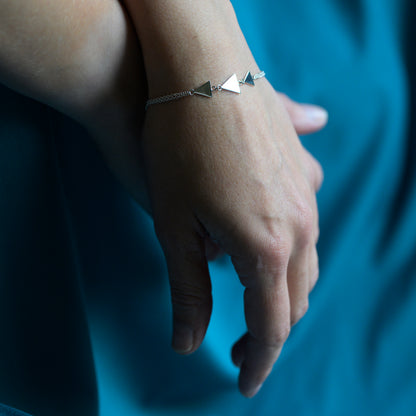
[145,90,193,111]
[145,71,266,110]
[253,71,266,80]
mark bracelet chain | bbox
[145,71,265,110]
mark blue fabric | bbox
[1,0,416,415]
[0,403,32,416]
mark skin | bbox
[0,0,150,209]
[125,0,326,397]
[0,0,327,400]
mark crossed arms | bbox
[0,0,327,397]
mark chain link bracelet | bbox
[145,71,266,110]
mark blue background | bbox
[0,0,415,414]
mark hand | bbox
[0,0,326,220]
[95,90,327,220]
[1,0,326,398]
[203,92,327,261]
[141,77,325,397]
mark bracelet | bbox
[145,70,266,110]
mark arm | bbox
[0,0,150,209]
[0,0,326,397]
[0,0,325,214]
[123,0,325,397]
[0,0,143,127]
[0,0,324,213]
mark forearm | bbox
[0,0,144,126]
[0,0,150,211]
[122,0,259,95]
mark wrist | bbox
[124,0,258,96]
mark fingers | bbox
[232,333,283,397]
[233,240,319,397]
[156,224,213,354]
[231,239,292,397]
[230,182,320,397]
[287,244,320,326]
[306,151,324,192]
[240,281,291,397]
[276,91,326,189]
[287,253,310,326]
[234,284,290,397]
[278,92,328,136]
[308,245,320,292]
[204,236,224,261]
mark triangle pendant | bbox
[221,74,241,94]
[194,81,212,97]
[243,71,255,86]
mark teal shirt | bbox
[0,0,415,415]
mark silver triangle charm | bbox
[243,71,255,86]
[221,74,241,94]
[194,81,212,97]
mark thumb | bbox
[277,92,328,135]
[158,227,213,354]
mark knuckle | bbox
[264,235,291,262]
[154,221,202,259]
[254,318,291,346]
[273,322,291,345]
[310,266,320,290]
[291,300,309,325]
[306,154,324,191]
[314,223,320,244]
[293,201,315,247]
[170,281,212,313]
[254,234,291,277]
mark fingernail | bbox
[172,324,194,354]
[304,105,328,123]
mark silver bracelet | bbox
[145,70,266,110]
